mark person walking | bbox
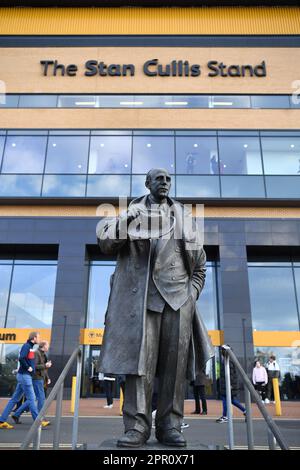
[191,366,208,415]
[12,340,52,423]
[252,360,268,402]
[265,355,280,404]
[103,374,115,408]
[216,349,246,423]
[0,332,50,429]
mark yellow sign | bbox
[80,329,104,345]
[0,328,51,344]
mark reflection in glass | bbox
[265,176,300,199]
[58,95,98,108]
[176,176,220,198]
[0,264,12,327]
[221,176,265,198]
[87,264,116,328]
[254,347,300,400]
[218,137,262,175]
[0,136,5,169]
[89,137,131,174]
[42,175,86,197]
[209,95,250,108]
[0,175,42,197]
[0,344,21,397]
[87,175,130,197]
[131,175,175,197]
[248,266,300,331]
[6,264,57,328]
[2,136,47,173]
[262,137,300,175]
[196,264,218,330]
[132,136,174,174]
[176,137,218,174]
[294,268,300,319]
[0,95,19,108]
[251,95,290,109]
[19,95,57,108]
[45,136,89,174]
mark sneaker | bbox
[41,420,50,428]
[0,421,14,429]
[104,404,113,409]
[181,422,189,429]
[264,398,270,404]
[216,416,228,423]
[200,411,207,415]
[191,410,200,414]
[11,415,22,424]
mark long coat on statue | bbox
[96,195,214,380]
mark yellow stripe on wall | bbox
[253,331,300,347]
[0,7,299,35]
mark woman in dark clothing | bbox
[191,366,207,415]
[216,350,246,423]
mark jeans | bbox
[221,395,246,417]
[0,373,38,422]
[16,379,46,416]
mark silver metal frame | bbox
[221,344,289,450]
[20,346,82,450]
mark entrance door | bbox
[87,346,105,397]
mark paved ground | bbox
[0,416,299,450]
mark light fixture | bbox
[124,164,128,168]
[119,101,144,106]
[243,144,248,148]
[146,143,152,148]
[75,101,97,106]
[164,101,188,106]
[78,164,82,169]
[12,143,16,147]
[100,143,104,147]
[212,102,233,106]
[52,143,57,147]
[193,144,198,148]
[290,144,295,148]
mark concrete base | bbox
[79,439,224,450]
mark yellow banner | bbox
[0,328,51,344]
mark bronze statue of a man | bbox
[96,168,214,448]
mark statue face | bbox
[146,169,171,200]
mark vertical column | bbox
[49,241,88,396]
[218,221,254,375]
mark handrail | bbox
[20,346,82,450]
[221,344,289,451]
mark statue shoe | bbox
[156,428,187,447]
[117,430,148,448]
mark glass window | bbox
[209,95,250,108]
[218,137,262,174]
[86,263,116,328]
[18,95,57,108]
[176,137,218,175]
[251,95,290,109]
[254,347,300,400]
[248,266,300,331]
[6,263,57,328]
[45,136,89,174]
[89,136,131,174]
[196,264,219,330]
[0,175,42,197]
[290,96,300,108]
[131,175,175,198]
[0,344,21,397]
[221,176,265,198]
[0,136,5,169]
[0,95,19,108]
[42,175,86,197]
[87,175,130,197]
[0,264,12,327]
[294,268,300,316]
[265,176,300,199]
[261,137,300,175]
[132,136,175,174]
[2,136,47,173]
[176,175,220,198]
[58,95,98,108]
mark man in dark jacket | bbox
[0,332,49,429]
[216,348,246,423]
[191,366,207,415]
[97,168,214,447]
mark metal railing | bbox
[222,344,289,450]
[20,346,82,450]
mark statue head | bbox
[145,168,171,202]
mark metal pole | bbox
[33,425,42,450]
[268,428,277,450]
[72,347,82,450]
[224,352,235,450]
[53,382,64,450]
[244,386,254,450]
